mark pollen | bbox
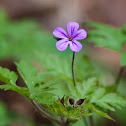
[69,37,72,41]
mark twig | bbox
[72,52,76,86]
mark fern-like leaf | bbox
[0,67,29,96]
[90,88,126,111]
[86,22,126,51]
[15,60,55,104]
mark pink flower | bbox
[53,22,87,52]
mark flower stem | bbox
[72,52,76,87]
[30,100,63,126]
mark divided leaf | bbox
[67,77,97,100]
[84,104,115,121]
[30,93,54,105]
[45,101,92,121]
[67,77,126,121]
[36,53,72,82]
[0,67,28,96]
[15,60,55,104]
[86,22,125,51]
[0,67,18,86]
[90,88,126,112]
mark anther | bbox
[69,37,72,41]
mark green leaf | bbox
[67,77,97,100]
[16,60,47,91]
[63,107,92,120]
[95,102,115,111]
[16,60,55,104]
[90,88,116,111]
[30,93,54,105]
[90,88,126,111]
[0,67,18,86]
[0,85,17,91]
[81,78,97,98]
[90,88,105,102]
[84,104,115,121]
[86,22,125,51]
[36,53,72,82]
[45,100,92,121]
[0,67,29,96]
[121,52,126,66]
[51,81,70,98]
[99,93,126,109]
[92,107,115,122]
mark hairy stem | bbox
[115,66,125,85]
[89,115,94,126]
[61,116,71,126]
[72,52,76,86]
[65,118,71,126]
[30,100,63,126]
[83,116,88,126]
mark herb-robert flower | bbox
[53,22,87,52]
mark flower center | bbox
[69,37,72,41]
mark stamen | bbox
[69,37,72,41]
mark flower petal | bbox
[67,22,79,37]
[69,40,82,52]
[53,27,68,39]
[73,29,87,40]
[56,39,69,51]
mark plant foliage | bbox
[0,10,126,125]
[86,22,126,67]
[86,22,126,51]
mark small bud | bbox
[76,98,86,105]
[69,98,75,105]
[61,96,65,106]
[58,96,65,108]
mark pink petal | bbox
[69,40,82,52]
[73,29,87,40]
[53,27,68,39]
[56,39,69,51]
[67,22,79,37]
